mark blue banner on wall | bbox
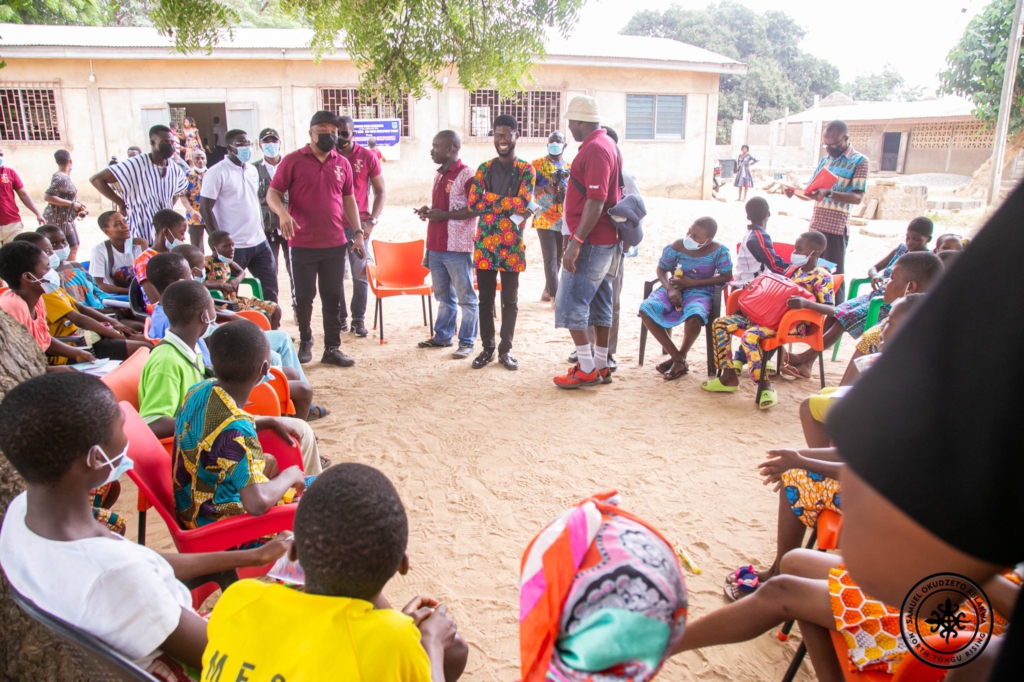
[353,119,401,160]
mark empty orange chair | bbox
[367,240,434,344]
[100,347,150,410]
[265,367,296,416]
[243,381,282,417]
[236,309,271,331]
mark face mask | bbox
[337,136,352,150]
[165,236,186,250]
[548,142,565,156]
[195,167,206,173]
[217,252,233,264]
[95,442,133,487]
[234,147,252,164]
[682,236,705,251]
[157,142,175,159]
[790,254,808,265]
[315,133,338,152]
[54,245,71,263]
[202,316,217,338]
[193,271,206,283]
[0,158,5,167]
[826,144,845,158]
[47,252,60,269]
[262,143,279,158]
[30,269,62,294]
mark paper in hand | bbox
[267,554,306,585]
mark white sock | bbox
[576,344,595,373]
[594,346,609,371]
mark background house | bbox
[0,25,745,204]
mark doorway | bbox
[168,102,227,162]
[881,132,901,172]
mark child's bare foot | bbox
[656,358,674,373]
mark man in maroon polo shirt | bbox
[553,95,622,389]
[0,148,45,245]
[266,110,365,368]
[335,115,386,338]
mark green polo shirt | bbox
[138,331,206,424]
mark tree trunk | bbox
[954,129,1024,200]
[0,310,85,681]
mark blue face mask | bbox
[193,270,206,283]
[262,143,280,158]
[235,146,252,163]
[95,442,133,486]
[54,245,71,263]
[790,254,808,265]
[166,237,186,250]
[548,142,565,156]
[0,157,5,167]
[217,252,233,264]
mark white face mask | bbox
[165,236,187,250]
[54,245,71,263]
[30,269,62,294]
[682,236,707,251]
[94,441,133,486]
[47,252,60,270]
[790,254,808,265]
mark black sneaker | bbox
[321,347,355,367]
[339,320,349,332]
[351,321,369,337]
[499,352,519,371]
[608,354,618,373]
[472,349,495,369]
[298,341,313,364]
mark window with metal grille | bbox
[318,88,411,137]
[467,89,562,140]
[0,84,63,144]
[626,94,686,140]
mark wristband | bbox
[573,234,585,244]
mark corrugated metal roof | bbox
[0,23,744,72]
[776,97,976,123]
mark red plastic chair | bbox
[100,347,150,411]
[265,367,296,416]
[236,309,271,331]
[367,240,434,344]
[121,402,301,551]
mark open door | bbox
[140,103,170,142]
[226,102,258,139]
[881,132,901,172]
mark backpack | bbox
[737,272,814,328]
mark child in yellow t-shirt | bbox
[202,463,469,681]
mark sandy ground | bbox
[61,189,921,681]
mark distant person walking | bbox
[254,128,295,310]
[531,131,570,302]
[42,149,87,261]
[182,116,203,164]
[734,144,757,202]
[366,136,385,162]
[211,116,228,164]
[90,125,188,245]
[180,149,207,251]
[0,147,44,245]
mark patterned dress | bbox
[834,243,907,338]
[639,243,733,327]
[204,256,278,319]
[58,264,111,309]
[183,169,205,228]
[733,152,757,188]
[530,157,569,232]
[183,127,203,161]
[43,172,80,246]
[781,469,840,529]
[469,158,535,272]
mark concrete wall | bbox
[0,55,722,205]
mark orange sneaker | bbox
[553,364,601,389]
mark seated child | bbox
[89,210,147,295]
[732,196,788,287]
[205,230,281,329]
[37,224,113,311]
[174,321,311,529]
[638,217,733,381]
[135,208,189,311]
[702,231,834,410]
[0,373,290,679]
[203,462,468,681]
[934,232,964,254]
[847,292,929,369]
[788,216,934,376]
[0,241,95,370]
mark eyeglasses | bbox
[493,132,516,141]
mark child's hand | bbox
[667,287,683,309]
[284,466,306,494]
[220,280,238,295]
[787,296,808,310]
[759,449,803,490]
[676,275,700,290]
[418,603,458,649]
[259,417,301,447]
[73,349,96,364]
[112,322,135,337]
[250,531,293,566]
[402,595,440,625]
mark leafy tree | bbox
[844,64,926,102]
[0,0,104,25]
[622,1,841,143]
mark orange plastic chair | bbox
[142,317,159,345]
[236,309,271,331]
[100,347,150,410]
[244,381,282,417]
[367,240,434,344]
[266,367,296,416]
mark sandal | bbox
[307,404,330,421]
[701,378,739,393]
[663,361,688,381]
[724,565,760,601]
[758,389,779,410]
[319,456,333,470]
[732,360,743,373]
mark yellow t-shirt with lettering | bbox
[202,580,432,681]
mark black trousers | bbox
[267,232,295,308]
[477,269,519,354]
[821,231,849,304]
[290,245,346,349]
[233,241,279,304]
[536,229,563,297]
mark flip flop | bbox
[701,378,739,393]
[663,361,688,381]
[732,360,743,373]
[758,389,779,410]
[307,404,330,421]
[723,565,760,602]
[319,456,333,470]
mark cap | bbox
[258,128,280,141]
[309,110,338,128]
[565,95,601,124]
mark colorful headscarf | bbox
[520,491,688,682]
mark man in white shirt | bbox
[200,129,278,303]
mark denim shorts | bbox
[554,243,616,330]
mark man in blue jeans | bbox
[553,96,621,389]
[415,130,479,358]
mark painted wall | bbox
[1,55,721,205]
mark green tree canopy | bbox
[621,1,841,143]
[844,63,926,102]
[0,0,104,25]
[939,0,1024,137]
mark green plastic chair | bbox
[831,277,884,361]
[209,277,263,302]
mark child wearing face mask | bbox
[135,208,189,312]
[703,231,834,410]
[0,372,292,680]
[733,196,789,287]
[204,230,281,329]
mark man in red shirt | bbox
[0,148,45,245]
[266,111,365,368]
[553,96,622,389]
[415,130,479,358]
[335,115,386,338]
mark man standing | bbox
[415,130,478,359]
[180,149,207,250]
[366,136,384,162]
[531,131,570,303]
[199,129,278,303]
[0,147,44,245]
[335,115,386,338]
[785,119,867,304]
[267,111,365,368]
[553,96,621,389]
[211,116,228,164]
[466,114,535,371]
[91,125,188,245]
[254,128,295,310]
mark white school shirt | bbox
[199,159,266,248]
[0,492,192,669]
[89,240,144,284]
